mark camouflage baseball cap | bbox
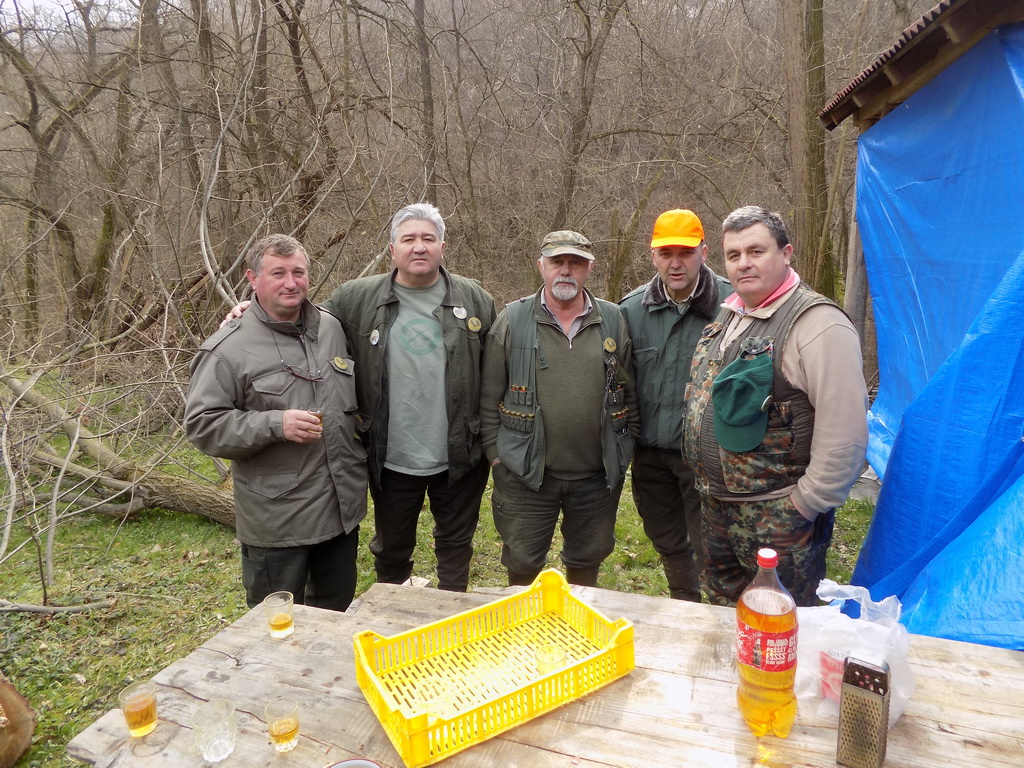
[540,230,595,261]
[712,353,774,453]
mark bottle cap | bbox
[756,548,778,568]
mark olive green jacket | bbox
[618,264,731,450]
[322,267,496,485]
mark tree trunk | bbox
[843,202,868,342]
[414,0,439,203]
[136,473,236,528]
[781,0,834,298]
[551,0,626,230]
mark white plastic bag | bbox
[794,579,915,727]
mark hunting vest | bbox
[496,294,633,491]
[683,283,834,498]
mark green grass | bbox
[826,497,875,585]
[1,477,872,768]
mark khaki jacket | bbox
[184,299,367,547]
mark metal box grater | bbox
[837,657,891,768]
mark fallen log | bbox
[1,361,236,532]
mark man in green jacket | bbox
[323,204,496,593]
[619,210,731,601]
[479,230,639,587]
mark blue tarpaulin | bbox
[851,23,1024,649]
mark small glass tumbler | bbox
[263,591,294,638]
[118,681,158,738]
[191,699,236,762]
[535,644,567,676]
[266,697,300,753]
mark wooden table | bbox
[67,583,1024,767]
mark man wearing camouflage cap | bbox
[479,230,639,587]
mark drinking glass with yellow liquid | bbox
[265,697,300,753]
[263,591,294,638]
[118,680,158,737]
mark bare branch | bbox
[0,598,114,614]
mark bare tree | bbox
[781,0,835,297]
[0,0,929,606]
[550,0,627,231]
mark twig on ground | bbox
[0,598,113,614]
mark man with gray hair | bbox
[683,206,868,606]
[323,203,496,592]
[186,234,367,611]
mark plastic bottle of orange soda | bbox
[735,547,798,737]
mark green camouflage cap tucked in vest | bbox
[712,353,774,452]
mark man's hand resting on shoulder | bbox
[220,300,251,329]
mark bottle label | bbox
[736,620,797,672]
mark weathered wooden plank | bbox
[66,582,1024,768]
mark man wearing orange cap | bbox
[619,210,730,601]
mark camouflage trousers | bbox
[700,493,834,607]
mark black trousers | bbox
[369,461,490,591]
[241,528,359,611]
[630,445,704,567]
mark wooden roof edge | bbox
[819,0,1024,131]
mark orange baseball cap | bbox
[650,209,705,248]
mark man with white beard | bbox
[479,230,639,586]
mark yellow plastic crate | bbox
[353,569,635,768]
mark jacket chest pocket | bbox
[632,346,659,399]
[251,370,300,411]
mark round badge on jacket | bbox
[468,317,482,332]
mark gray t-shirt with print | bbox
[385,279,449,475]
